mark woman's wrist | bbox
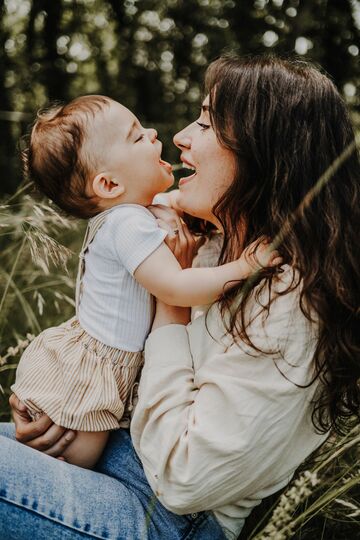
[151,300,191,331]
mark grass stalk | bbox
[0,234,27,315]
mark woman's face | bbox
[173,96,236,229]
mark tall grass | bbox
[249,425,360,539]
[0,183,84,419]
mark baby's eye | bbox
[135,134,144,142]
[196,121,210,131]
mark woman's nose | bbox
[173,126,191,150]
[147,128,158,142]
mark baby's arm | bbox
[134,239,279,307]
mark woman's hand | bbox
[147,204,193,329]
[9,393,76,458]
[148,204,199,269]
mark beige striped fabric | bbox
[11,317,143,431]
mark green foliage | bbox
[0,0,359,193]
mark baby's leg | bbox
[62,430,110,469]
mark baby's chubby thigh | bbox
[62,429,110,469]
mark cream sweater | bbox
[131,254,328,539]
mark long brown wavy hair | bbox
[193,55,359,435]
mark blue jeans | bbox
[0,423,226,539]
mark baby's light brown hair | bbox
[23,95,112,219]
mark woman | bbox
[1,55,359,539]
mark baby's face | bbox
[87,101,174,206]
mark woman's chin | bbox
[176,195,208,221]
[175,192,190,214]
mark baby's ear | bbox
[92,172,125,199]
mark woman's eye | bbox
[196,121,210,131]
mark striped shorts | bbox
[11,317,143,432]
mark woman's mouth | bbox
[179,162,196,186]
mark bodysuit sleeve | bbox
[107,205,168,275]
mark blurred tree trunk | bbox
[25,0,38,65]
[107,0,139,107]
[0,0,18,193]
[107,0,126,30]
[315,0,359,92]
[224,0,268,54]
[41,0,69,100]
[26,0,69,101]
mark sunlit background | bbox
[1,0,359,193]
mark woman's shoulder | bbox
[237,265,318,380]
[246,265,315,332]
[271,263,301,293]
[200,265,317,364]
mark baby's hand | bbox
[152,192,173,206]
[238,238,282,277]
[152,190,183,216]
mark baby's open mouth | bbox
[159,158,173,174]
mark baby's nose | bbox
[147,128,158,142]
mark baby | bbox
[12,95,277,468]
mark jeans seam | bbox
[0,496,111,540]
[182,513,210,540]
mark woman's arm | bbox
[151,301,191,331]
[131,281,326,514]
[9,393,76,456]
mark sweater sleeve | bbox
[130,279,325,515]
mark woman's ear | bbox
[92,172,125,199]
